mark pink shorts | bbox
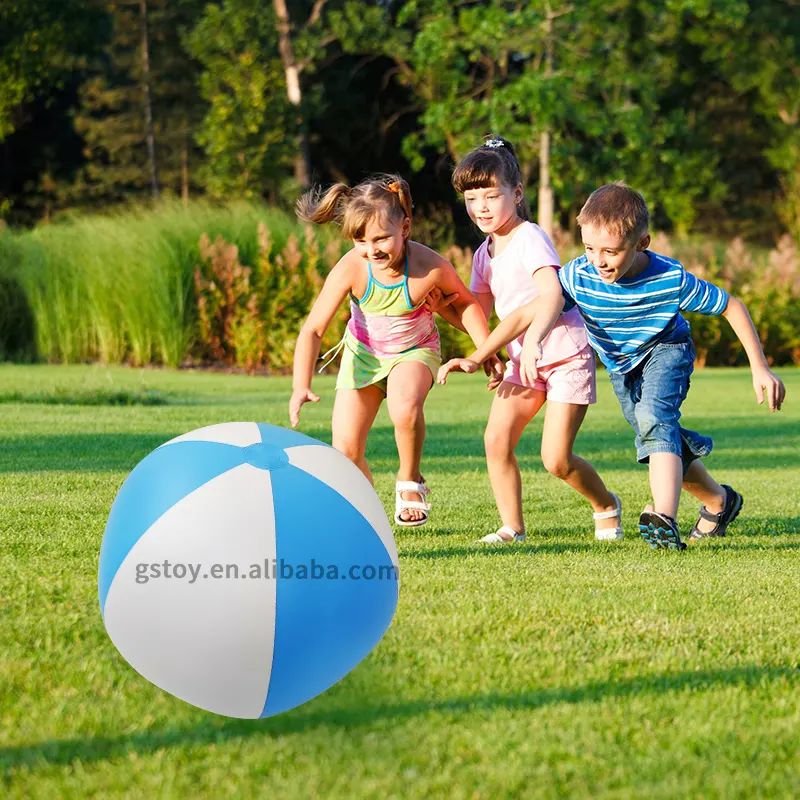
[504,343,597,405]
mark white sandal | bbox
[394,478,431,528]
[480,525,526,544]
[594,493,623,540]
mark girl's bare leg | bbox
[540,400,620,530]
[331,385,385,483]
[484,382,547,537]
[386,361,435,522]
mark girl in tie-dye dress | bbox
[290,175,499,527]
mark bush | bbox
[192,223,348,372]
[0,272,36,362]
[1,205,798,369]
[0,200,344,368]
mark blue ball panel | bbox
[261,465,398,717]
[98,441,246,615]
[257,422,326,451]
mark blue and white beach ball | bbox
[98,422,399,718]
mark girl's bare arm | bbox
[290,257,355,426]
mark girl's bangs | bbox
[452,154,502,192]
[341,204,376,240]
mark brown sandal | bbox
[688,485,743,541]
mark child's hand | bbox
[289,388,320,428]
[424,286,459,315]
[520,336,544,387]
[437,358,479,384]
[483,354,504,391]
[752,366,786,411]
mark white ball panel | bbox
[104,464,277,718]
[160,422,262,449]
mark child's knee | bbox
[333,439,365,464]
[541,451,573,480]
[388,400,423,431]
[484,425,514,458]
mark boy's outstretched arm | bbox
[722,296,786,411]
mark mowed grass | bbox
[1,363,799,799]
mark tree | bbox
[272,0,332,187]
[691,0,800,240]
[0,0,102,142]
[187,0,295,198]
[73,0,206,206]
[139,0,159,198]
[187,0,338,198]
[329,0,767,234]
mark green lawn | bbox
[1,364,799,799]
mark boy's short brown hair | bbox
[576,182,649,242]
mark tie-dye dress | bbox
[332,256,441,392]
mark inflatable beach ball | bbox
[98,422,399,719]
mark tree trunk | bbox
[181,135,189,206]
[538,4,554,237]
[273,0,311,188]
[538,129,554,238]
[140,0,159,199]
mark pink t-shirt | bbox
[469,221,589,378]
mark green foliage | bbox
[72,0,206,206]
[0,0,102,141]
[650,232,800,367]
[2,207,798,368]
[185,0,295,199]
[3,0,800,242]
[0,271,35,361]
[193,223,348,371]
[331,0,798,234]
[0,202,342,368]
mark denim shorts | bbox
[609,338,712,475]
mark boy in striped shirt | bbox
[439,182,786,550]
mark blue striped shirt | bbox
[558,251,729,374]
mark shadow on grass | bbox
[2,665,796,776]
[701,540,800,551]
[398,526,800,561]
[682,516,800,540]
[2,418,799,473]
[400,541,596,560]
[0,433,180,473]
[0,389,176,406]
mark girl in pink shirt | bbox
[439,138,622,543]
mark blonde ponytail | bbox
[296,183,352,225]
[297,174,415,240]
